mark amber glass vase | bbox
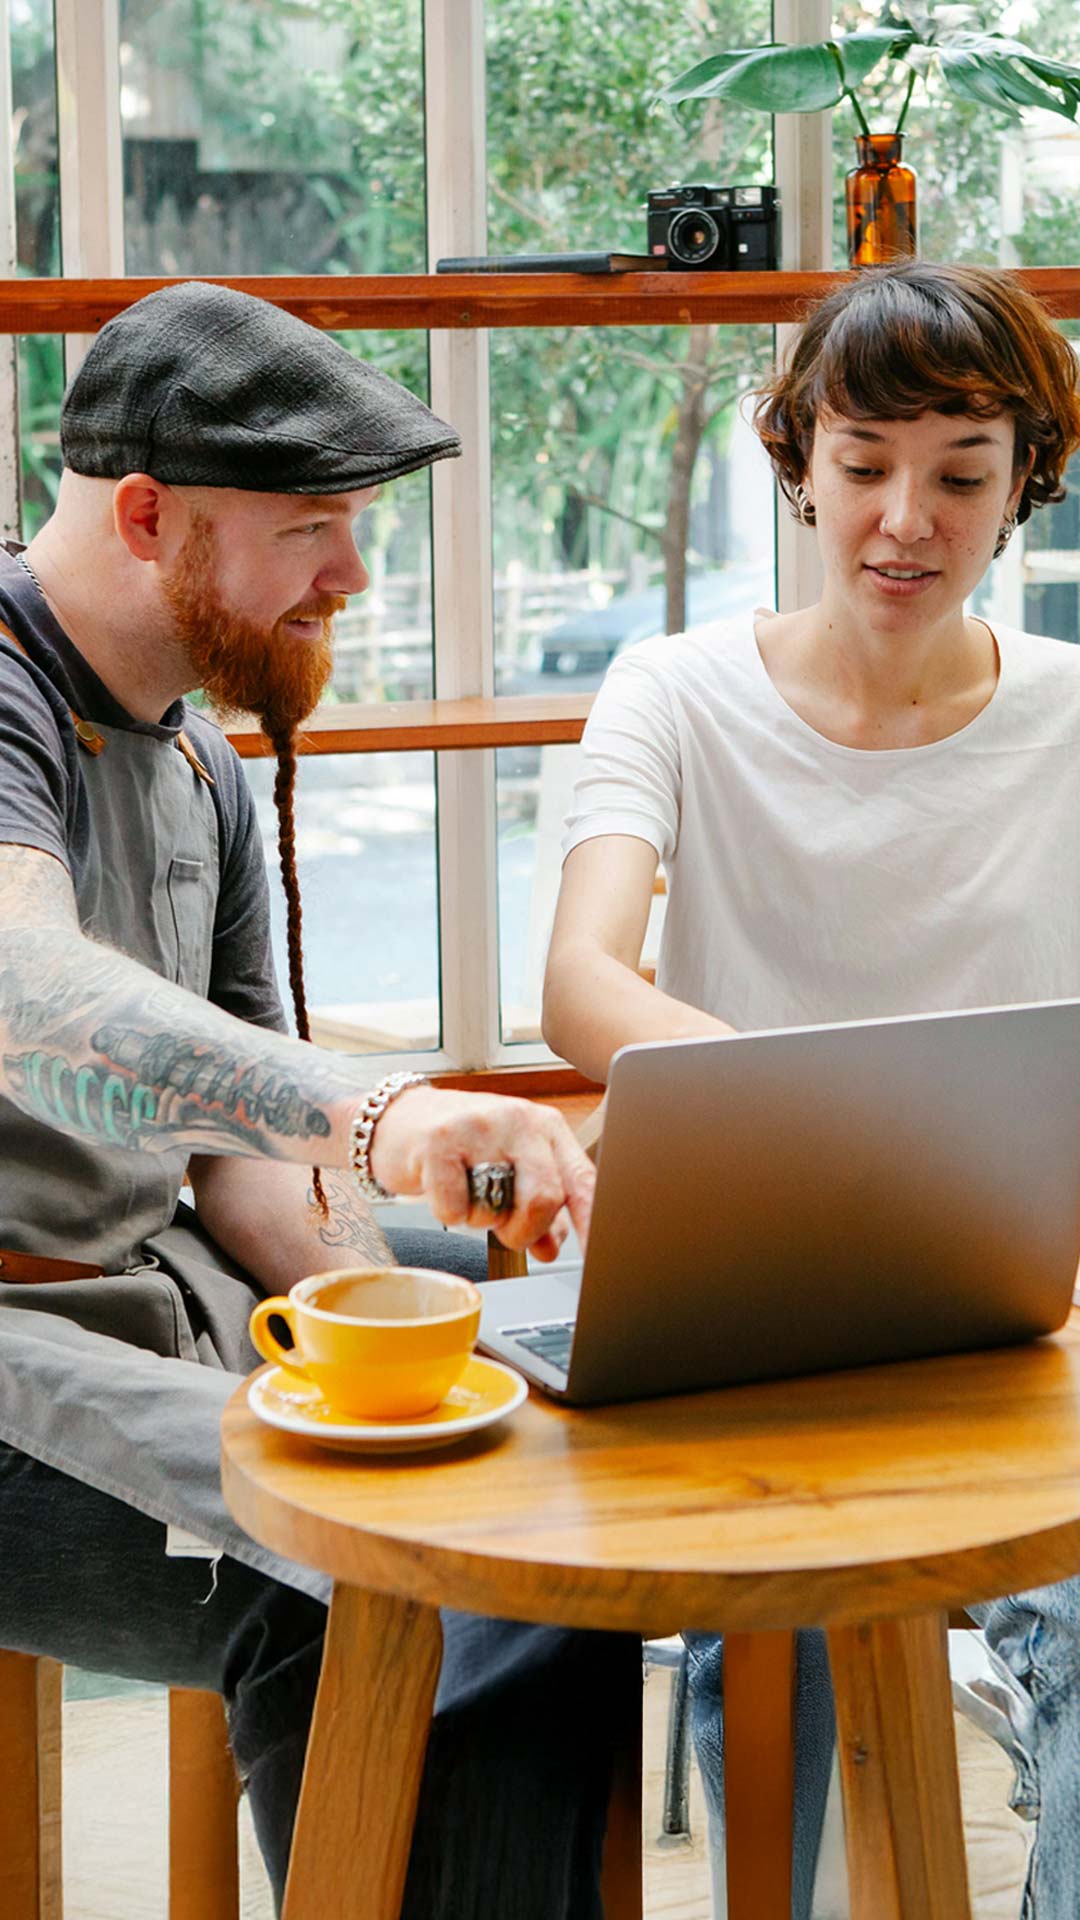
[845,134,917,266]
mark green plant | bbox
[656,5,1080,140]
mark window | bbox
[118,0,442,1052]
[12,0,60,532]
[9,0,1080,1073]
[485,0,775,1038]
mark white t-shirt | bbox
[562,614,1080,1030]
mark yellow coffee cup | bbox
[249,1267,482,1421]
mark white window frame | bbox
[19,0,834,1076]
[0,0,19,539]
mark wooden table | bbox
[221,1306,1080,1920]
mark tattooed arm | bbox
[0,845,595,1256]
[187,1156,394,1294]
[0,845,362,1165]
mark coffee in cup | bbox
[249,1267,482,1420]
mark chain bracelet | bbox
[349,1071,429,1202]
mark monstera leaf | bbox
[655,16,1080,131]
[931,34,1080,121]
[654,30,909,115]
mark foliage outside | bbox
[8,0,1080,632]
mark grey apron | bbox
[0,690,328,1600]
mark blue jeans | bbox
[973,1583,1080,1920]
[686,1629,836,1920]
[688,1589,1080,1920]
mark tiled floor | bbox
[60,1653,1030,1919]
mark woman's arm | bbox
[542,834,735,1085]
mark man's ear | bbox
[112,473,180,562]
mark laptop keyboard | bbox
[499,1318,576,1377]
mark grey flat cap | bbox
[60,279,461,493]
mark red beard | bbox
[163,510,343,748]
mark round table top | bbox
[221,1308,1080,1632]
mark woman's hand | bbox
[368,1084,595,1261]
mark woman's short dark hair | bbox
[753,261,1080,527]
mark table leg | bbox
[282,1582,443,1920]
[723,1629,795,1920]
[829,1611,972,1920]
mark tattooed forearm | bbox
[308,1170,394,1266]
[93,1027,332,1140]
[0,921,364,1167]
[4,1036,332,1153]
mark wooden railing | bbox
[3,267,1080,335]
[225,692,592,758]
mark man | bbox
[0,280,637,1915]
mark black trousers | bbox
[0,1225,641,1917]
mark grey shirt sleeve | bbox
[0,642,79,870]
[0,660,286,1036]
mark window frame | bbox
[10,0,1080,1076]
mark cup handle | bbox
[249,1297,310,1381]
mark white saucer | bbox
[248,1354,528,1453]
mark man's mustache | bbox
[280,594,348,625]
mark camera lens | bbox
[667,207,721,266]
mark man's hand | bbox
[369,1085,594,1262]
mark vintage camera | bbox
[645,184,780,271]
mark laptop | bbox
[479,1000,1080,1404]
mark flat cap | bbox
[60,280,462,493]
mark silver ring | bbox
[467,1162,515,1214]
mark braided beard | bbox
[162,508,341,748]
[163,506,340,1216]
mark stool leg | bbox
[829,1611,972,1920]
[723,1629,795,1920]
[601,1686,643,1919]
[282,1582,442,1920]
[661,1647,692,1838]
[0,1652,62,1920]
[168,1688,240,1920]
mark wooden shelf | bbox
[224,692,593,758]
[4,265,1080,335]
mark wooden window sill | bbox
[3,266,1080,335]
[225,692,592,757]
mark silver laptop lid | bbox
[564,1000,1080,1405]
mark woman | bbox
[543,260,1080,1919]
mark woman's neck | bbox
[754,600,1000,751]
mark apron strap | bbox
[176,729,215,786]
[0,614,214,785]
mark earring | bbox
[994,513,1017,559]
[794,483,816,527]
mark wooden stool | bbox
[0,1653,240,1920]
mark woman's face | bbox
[804,408,1029,627]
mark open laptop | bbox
[479,1000,1080,1404]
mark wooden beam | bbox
[428,1064,602,1097]
[4,265,1080,336]
[225,692,592,758]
